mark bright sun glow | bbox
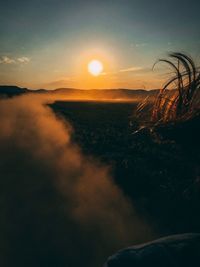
[88,60,103,76]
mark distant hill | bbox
[53,88,159,99]
[0,86,49,98]
[0,85,159,100]
[0,86,28,98]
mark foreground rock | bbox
[104,233,200,267]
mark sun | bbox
[88,60,103,76]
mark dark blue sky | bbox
[0,0,200,89]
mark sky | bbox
[0,0,200,89]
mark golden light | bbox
[88,60,103,76]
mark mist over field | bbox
[1,0,200,265]
[0,85,159,102]
[0,94,155,267]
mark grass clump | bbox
[152,52,200,123]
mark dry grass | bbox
[152,52,200,123]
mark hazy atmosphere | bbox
[1,0,200,89]
[1,1,200,267]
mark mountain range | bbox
[0,85,159,100]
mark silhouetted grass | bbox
[152,52,200,123]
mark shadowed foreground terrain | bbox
[50,100,200,234]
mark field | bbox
[50,100,200,235]
[0,92,199,267]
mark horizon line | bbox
[0,84,160,91]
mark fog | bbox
[0,94,155,267]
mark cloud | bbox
[135,43,148,47]
[99,67,143,76]
[0,55,30,64]
[0,94,155,267]
[17,57,30,63]
[119,67,143,73]
[131,43,148,48]
[0,56,16,64]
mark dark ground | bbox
[50,100,200,235]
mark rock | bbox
[104,233,200,267]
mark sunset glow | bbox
[0,1,200,267]
[0,0,198,90]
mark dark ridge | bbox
[0,85,28,98]
[0,85,160,100]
